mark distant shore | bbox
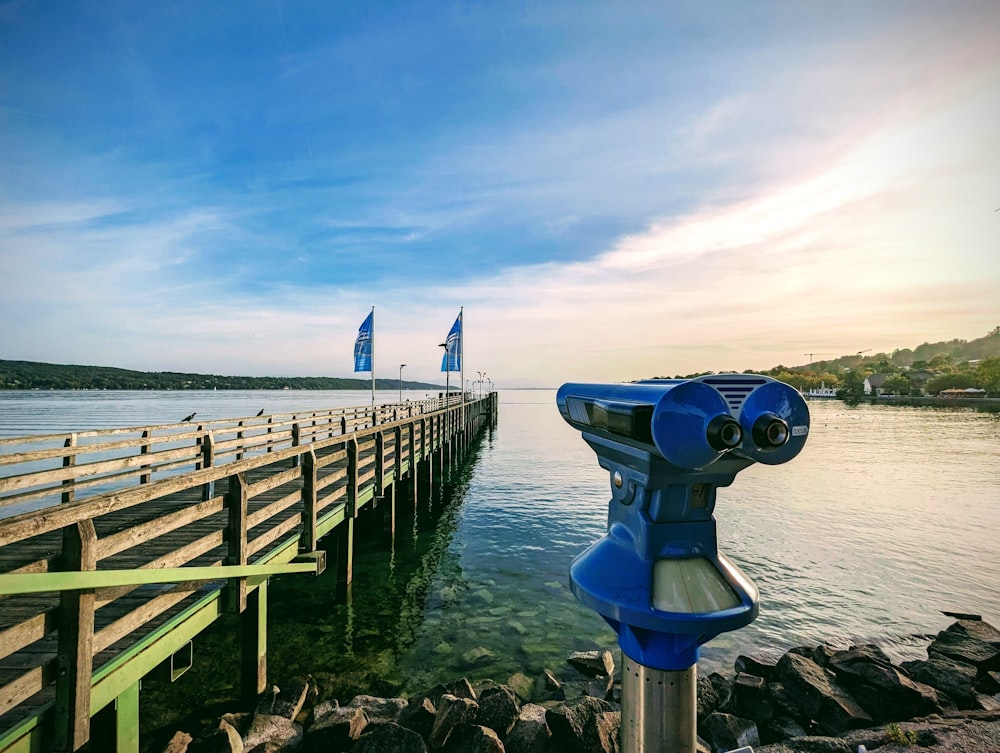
[857,395,1000,412]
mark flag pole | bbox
[459,307,464,404]
[370,306,376,406]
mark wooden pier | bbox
[0,393,498,752]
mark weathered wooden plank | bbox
[96,497,224,561]
[246,490,299,532]
[247,516,298,558]
[246,466,300,499]
[93,582,204,655]
[226,474,248,613]
[0,609,58,659]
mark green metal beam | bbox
[0,560,321,597]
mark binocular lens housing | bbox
[706,415,743,451]
[752,413,789,449]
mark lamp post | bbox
[476,371,483,399]
[399,364,406,403]
[438,343,450,405]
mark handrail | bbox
[0,558,324,596]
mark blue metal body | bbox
[557,374,809,671]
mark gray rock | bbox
[505,704,551,753]
[828,644,944,720]
[700,711,761,753]
[534,668,565,703]
[462,646,496,667]
[440,724,504,753]
[977,670,1000,694]
[754,736,853,752]
[568,650,615,678]
[760,715,808,745]
[353,722,428,753]
[428,694,479,750]
[255,682,310,721]
[546,696,616,752]
[731,672,773,723]
[241,714,303,752]
[776,652,873,734]
[346,695,407,723]
[476,684,520,738]
[507,672,535,703]
[397,696,437,740]
[905,652,977,709]
[593,711,620,753]
[928,619,1000,671]
[422,679,478,708]
[734,651,780,682]
[697,673,730,722]
[162,731,194,753]
[189,719,243,753]
[306,704,368,752]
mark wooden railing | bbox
[0,393,496,752]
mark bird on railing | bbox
[256,409,265,416]
[181,413,196,422]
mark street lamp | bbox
[399,364,406,403]
[477,371,483,399]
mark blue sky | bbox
[1,1,997,387]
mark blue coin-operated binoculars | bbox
[557,375,810,753]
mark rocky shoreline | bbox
[159,614,1000,753]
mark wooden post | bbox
[226,473,248,613]
[340,416,348,436]
[139,429,151,485]
[407,422,417,504]
[335,517,355,591]
[61,434,76,505]
[266,416,273,452]
[375,431,385,498]
[236,420,244,461]
[201,431,215,501]
[54,519,97,752]
[393,426,402,485]
[301,448,318,553]
[241,580,268,705]
[291,422,301,468]
[346,437,358,519]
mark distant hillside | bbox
[792,327,1000,372]
[0,360,447,391]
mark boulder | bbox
[189,719,243,753]
[353,722,428,753]
[977,670,1000,694]
[754,736,853,752]
[505,703,551,753]
[162,731,194,753]
[904,652,978,709]
[735,651,780,682]
[256,682,310,721]
[306,703,368,752]
[731,672,773,723]
[428,694,479,750]
[760,716,808,745]
[422,679,478,708]
[568,650,615,678]
[546,696,617,753]
[697,672,732,722]
[507,672,535,703]
[700,711,760,753]
[533,668,565,703]
[397,696,437,740]
[346,695,407,723]
[440,723,504,753]
[928,619,1000,672]
[828,644,944,720]
[241,714,302,752]
[476,684,520,738]
[776,652,872,734]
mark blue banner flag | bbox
[440,311,462,372]
[354,310,374,372]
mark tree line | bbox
[660,327,1000,398]
[0,360,444,392]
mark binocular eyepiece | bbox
[557,374,809,470]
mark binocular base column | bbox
[621,657,697,753]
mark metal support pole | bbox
[621,658,697,753]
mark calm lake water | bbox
[2,389,998,740]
